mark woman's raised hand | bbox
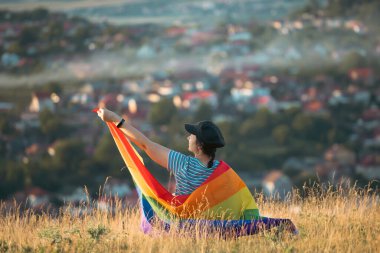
[97,108,122,123]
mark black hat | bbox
[184,120,225,148]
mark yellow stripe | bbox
[201,187,259,219]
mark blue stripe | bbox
[168,150,220,195]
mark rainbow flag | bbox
[104,120,297,236]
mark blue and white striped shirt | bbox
[168,150,220,196]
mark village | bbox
[0,6,379,212]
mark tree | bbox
[41,21,64,42]
[93,133,123,175]
[148,98,178,126]
[0,114,15,136]
[239,109,271,137]
[43,82,62,96]
[292,113,313,137]
[29,8,49,20]
[7,42,23,55]
[39,109,68,141]
[339,52,368,73]
[47,139,87,187]
[20,26,39,46]
[272,124,291,145]
[192,102,213,122]
[0,161,25,198]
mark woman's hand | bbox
[97,108,122,123]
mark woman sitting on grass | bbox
[97,107,225,196]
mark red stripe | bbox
[200,161,230,186]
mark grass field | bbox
[0,184,379,253]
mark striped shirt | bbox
[168,150,220,196]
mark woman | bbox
[97,108,225,195]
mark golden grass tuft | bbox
[0,184,379,253]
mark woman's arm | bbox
[97,108,170,170]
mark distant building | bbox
[303,100,326,113]
[26,187,50,209]
[137,44,156,59]
[29,92,55,113]
[69,83,96,108]
[262,170,292,200]
[0,101,14,112]
[318,144,356,181]
[103,179,132,198]
[356,154,380,180]
[250,95,277,113]
[324,144,356,167]
[181,90,218,111]
[98,93,120,111]
[59,187,90,204]
[348,68,374,85]
[18,112,40,129]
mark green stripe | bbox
[142,195,176,222]
[202,187,260,220]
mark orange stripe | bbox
[174,169,246,217]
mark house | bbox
[120,97,149,120]
[136,44,156,59]
[322,144,356,179]
[69,83,96,107]
[227,32,252,49]
[345,20,367,34]
[18,112,40,130]
[29,92,55,113]
[262,170,292,200]
[190,31,219,47]
[1,52,20,67]
[353,90,371,104]
[328,89,349,106]
[25,143,47,158]
[283,157,306,173]
[250,95,277,113]
[324,144,356,166]
[0,101,13,112]
[181,90,218,111]
[220,64,261,83]
[172,69,210,85]
[165,26,187,38]
[277,100,302,111]
[98,179,137,209]
[356,154,380,180]
[303,100,326,113]
[361,107,380,122]
[103,179,132,198]
[348,68,374,85]
[98,93,120,111]
[26,187,50,209]
[59,187,90,204]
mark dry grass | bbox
[0,184,379,253]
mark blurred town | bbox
[0,0,379,213]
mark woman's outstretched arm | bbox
[97,108,170,170]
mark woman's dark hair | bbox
[196,139,216,168]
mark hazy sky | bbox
[0,0,135,11]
